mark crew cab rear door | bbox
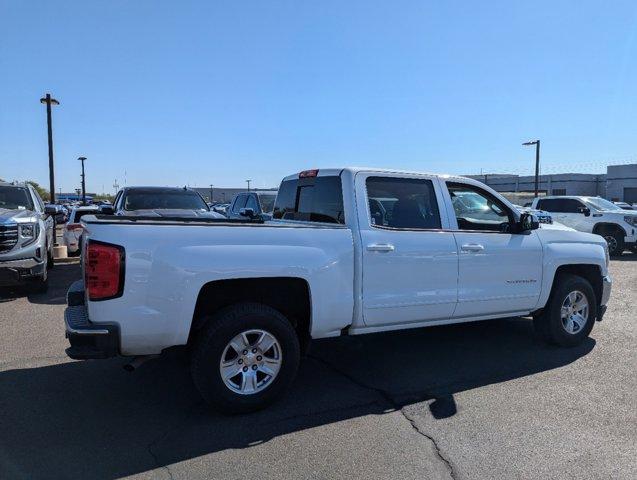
[441,180,543,318]
[355,172,458,327]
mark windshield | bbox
[0,186,33,210]
[123,190,209,211]
[584,197,622,211]
[258,194,276,213]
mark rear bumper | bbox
[64,280,120,359]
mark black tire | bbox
[602,230,624,257]
[28,265,49,294]
[191,302,300,414]
[533,273,596,347]
[47,244,54,269]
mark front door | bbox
[443,181,543,318]
[357,173,458,327]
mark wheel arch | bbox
[592,222,626,237]
[189,277,312,352]
[548,264,603,310]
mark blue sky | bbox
[1,1,636,194]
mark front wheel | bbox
[533,274,596,347]
[603,231,624,257]
[191,302,300,414]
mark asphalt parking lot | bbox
[0,257,635,480]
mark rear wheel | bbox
[534,274,596,347]
[191,302,300,414]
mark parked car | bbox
[532,195,637,256]
[613,201,635,210]
[63,206,100,255]
[100,186,225,219]
[64,168,612,413]
[45,203,69,225]
[0,182,56,291]
[226,191,277,220]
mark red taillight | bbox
[85,241,124,301]
[299,169,319,178]
[67,223,83,231]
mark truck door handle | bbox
[461,243,484,252]
[367,243,395,252]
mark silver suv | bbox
[0,182,55,291]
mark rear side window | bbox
[537,198,583,213]
[245,195,258,211]
[73,210,98,222]
[366,177,441,229]
[273,176,345,224]
[231,194,247,213]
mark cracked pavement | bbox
[0,258,635,479]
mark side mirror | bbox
[519,212,540,232]
[99,205,115,215]
[239,207,255,218]
[44,205,58,216]
[578,206,591,217]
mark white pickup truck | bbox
[65,168,612,413]
[532,195,637,256]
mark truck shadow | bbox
[0,318,594,479]
[0,262,80,305]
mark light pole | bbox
[40,93,60,204]
[246,179,252,192]
[78,157,87,205]
[209,184,214,203]
[522,139,541,197]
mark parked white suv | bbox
[532,196,637,256]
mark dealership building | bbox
[467,164,637,204]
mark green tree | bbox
[26,180,50,202]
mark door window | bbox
[447,183,513,232]
[245,195,258,212]
[365,177,441,229]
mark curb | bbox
[54,257,80,265]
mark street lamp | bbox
[246,179,252,192]
[40,93,60,204]
[522,140,541,197]
[78,157,87,205]
[209,184,214,203]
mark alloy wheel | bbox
[219,329,282,395]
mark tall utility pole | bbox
[522,139,541,197]
[246,179,252,192]
[40,93,60,203]
[78,157,87,205]
[209,184,214,203]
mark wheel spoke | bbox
[241,371,258,393]
[257,332,276,354]
[221,362,241,380]
[259,361,280,378]
[572,313,586,330]
[564,316,575,333]
[229,334,247,354]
